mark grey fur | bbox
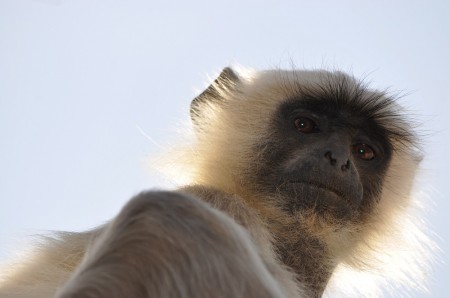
[56,190,298,298]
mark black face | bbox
[249,97,393,221]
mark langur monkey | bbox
[0,67,435,297]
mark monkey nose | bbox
[324,151,351,172]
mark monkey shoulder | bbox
[179,186,264,230]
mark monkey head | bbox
[189,67,418,226]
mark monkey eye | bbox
[294,117,317,133]
[352,143,375,160]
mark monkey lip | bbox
[287,180,352,204]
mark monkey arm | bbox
[55,190,298,298]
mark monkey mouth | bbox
[280,180,360,219]
[287,180,352,204]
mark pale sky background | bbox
[0,0,449,297]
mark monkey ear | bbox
[190,67,239,124]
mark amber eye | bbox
[294,117,317,133]
[352,143,375,160]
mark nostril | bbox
[324,151,337,165]
[341,160,350,171]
